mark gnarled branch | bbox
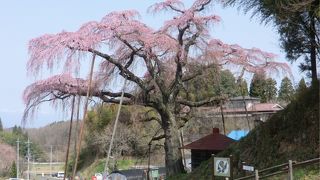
[177,96,226,107]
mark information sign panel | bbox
[214,157,231,177]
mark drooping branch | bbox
[22,74,139,120]
[206,39,292,76]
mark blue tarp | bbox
[227,130,249,140]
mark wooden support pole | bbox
[288,160,293,180]
[104,78,128,173]
[255,170,259,180]
[242,95,251,130]
[72,95,81,175]
[230,155,233,180]
[220,103,226,135]
[72,54,96,179]
[212,154,215,180]
[63,96,76,180]
[147,142,151,180]
[180,130,187,170]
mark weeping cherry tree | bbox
[23,0,290,175]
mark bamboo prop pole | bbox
[242,95,251,130]
[211,154,215,180]
[220,103,226,135]
[288,160,293,180]
[73,95,81,165]
[63,96,76,180]
[180,130,187,170]
[255,170,259,180]
[104,78,128,173]
[72,54,96,178]
[147,142,152,180]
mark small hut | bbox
[181,128,235,170]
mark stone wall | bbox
[183,107,274,143]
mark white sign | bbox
[214,157,231,177]
[243,165,254,172]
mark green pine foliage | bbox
[9,161,16,178]
[249,73,277,102]
[225,0,319,81]
[264,78,277,102]
[86,104,117,133]
[218,70,239,96]
[296,78,307,93]
[0,126,44,161]
[236,79,249,96]
[249,73,266,99]
[278,77,295,102]
[185,68,243,101]
[0,117,3,131]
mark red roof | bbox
[200,103,283,114]
[252,103,283,112]
[181,128,235,150]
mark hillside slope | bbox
[27,121,79,162]
[0,142,16,177]
[184,84,319,179]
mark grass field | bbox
[31,162,64,174]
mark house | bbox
[181,128,235,170]
[199,96,284,122]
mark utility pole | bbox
[16,138,20,179]
[32,155,35,176]
[50,145,53,176]
[26,138,31,180]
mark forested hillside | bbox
[0,142,15,177]
[183,83,319,179]
[26,121,79,162]
[0,126,44,178]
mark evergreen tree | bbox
[216,70,238,97]
[0,117,3,131]
[236,79,249,96]
[12,126,23,135]
[278,77,295,102]
[9,161,17,178]
[296,78,307,93]
[264,78,277,102]
[249,73,266,100]
[185,68,239,100]
[226,0,319,83]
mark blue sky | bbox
[0,0,303,128]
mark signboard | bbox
[151,169,159,178]
[214,157,231,177]
[243,165,254,172]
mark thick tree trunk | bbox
[159,107,185,176]
[309,13,318,83]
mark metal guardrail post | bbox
[289,160,293,180]
[255,170,259,180]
